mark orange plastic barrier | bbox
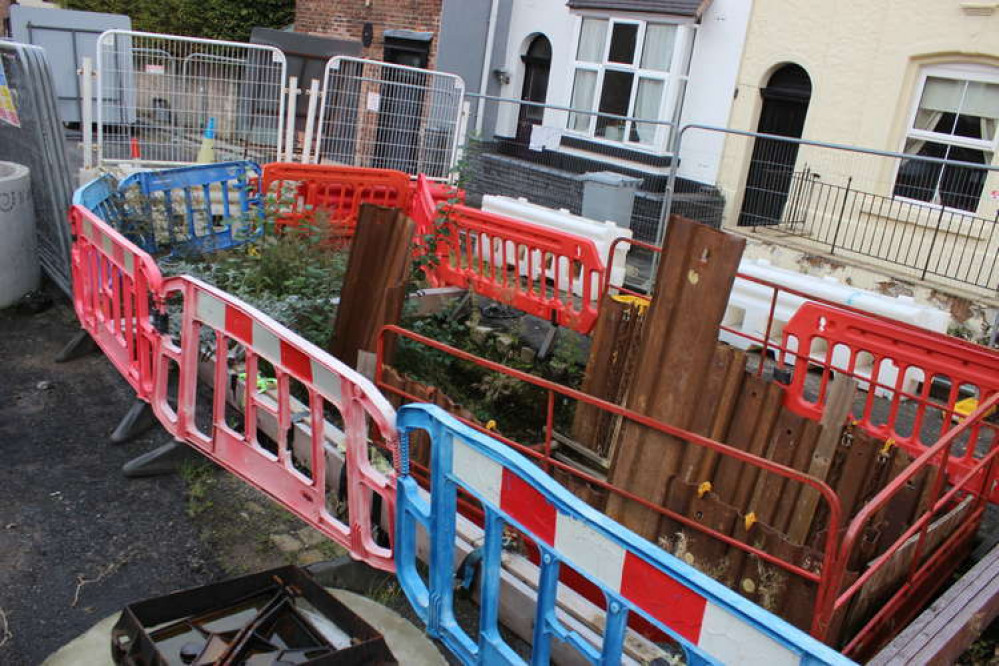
[69,205,164,400]
[151,276,399,570]
[260,163,412,239]
[427,198,606,333]
[782,301,999,501]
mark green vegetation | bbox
[178,459,218,518]
[60,0,294,42]
[164,223,349,349]
[394,299,588,442]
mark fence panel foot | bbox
[110,400,158,444]
[121,439,199,479]
[55,329,98,363]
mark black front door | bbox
[738,64,812,226]
[375,32,432,172]
[515,36,551,144]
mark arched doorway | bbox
[738,63,813,226]
[516,35,552,144]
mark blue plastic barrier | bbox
[395,404,854,666]
[74,161,263,257]
[72,172,129,228]
[117,161,263,256]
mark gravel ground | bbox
[0,287,521,665]
[0,289,222,665]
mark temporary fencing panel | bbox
[117,160,263,255]
[395,403,854,666]
[0,41,75,294]
[782,302,999,501]
[97,30,287,166]
[314,57,465,180]
[151,276,398,571]
[260,163,412,238]
[69,204,164,400]
[431,201,606,333]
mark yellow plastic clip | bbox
[485,419,498,431]
[246,244,261,258]
[610,294,651,313]
[697,481,712,498]
[880,437,896,456]
[744,512,757,532]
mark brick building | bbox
[295,0,443,67]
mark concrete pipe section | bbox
[0,162,39,308]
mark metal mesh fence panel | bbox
[673,125,999,293]
[97,30,287,166]
[0,41,74,294]
[314,56,465,180]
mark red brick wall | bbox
[1,0,12,38]
[295,0,444,66]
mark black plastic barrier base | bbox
[111,400,158,444]
[55,329,98,363]
[122,440,199,478]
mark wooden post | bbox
[330,204,414,369]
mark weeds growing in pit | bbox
[179,460,217,518]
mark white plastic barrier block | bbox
[481,195,632,297]
[726,259,951,396]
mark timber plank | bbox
[868,541,999,666]
[786,376,859,545]
[330,204,413,369]
[772,420,820,534]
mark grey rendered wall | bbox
[437,0,491,93]
[10,6,132,124]
[437,0,511,137]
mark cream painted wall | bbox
[726,0,999,152]
[709,1,999,296]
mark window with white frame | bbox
[567,17,679,149]
[893,64,999,213]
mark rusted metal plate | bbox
[659,478,741,585]
[682,345,747,483]
[748,408,808,526]
[332,205,413,368]
[607,217,745,539]
[834,428,883,521]
[732,521,818,630]
[711,374,780,507]
[772,420,820,534]
[573,294,645,458]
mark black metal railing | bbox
[747,166,999,291]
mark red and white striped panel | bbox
[79,213,137,275]
[451,437,800,666]
[194,289,343,404]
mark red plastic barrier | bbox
[429,200,606,333]
[782,301,999,500]
[151,276,398,570]
[69,205,164,400]
[260,163,412,238]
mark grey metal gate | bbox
[0,41,74,295]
